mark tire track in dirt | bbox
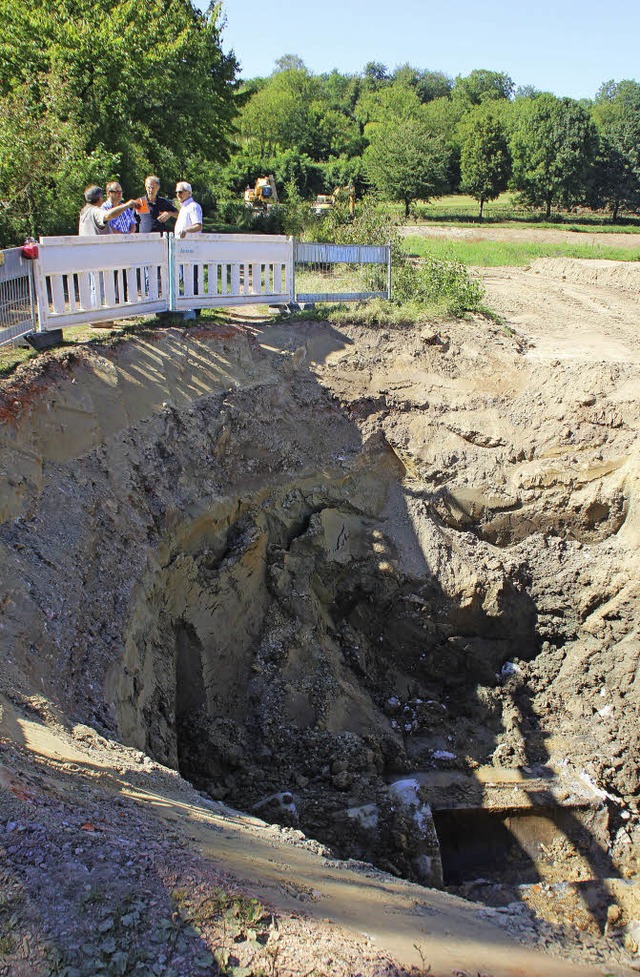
[480,260,640,363]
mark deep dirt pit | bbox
[1,259,640,976]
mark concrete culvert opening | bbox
[433,804,613,889]
[2,303,640,972]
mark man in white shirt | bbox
[174,182,203,238]
[174,182,203,317]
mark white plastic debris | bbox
[500,661,520,679]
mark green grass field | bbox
[384,192,640,233]
[401,235,640,267]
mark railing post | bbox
[32,244,51,333]
[167,233,175,312]
[387,240,392,301]
[26,261,39,333]
[289,236,296,304]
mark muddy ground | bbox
[0,256,639,976]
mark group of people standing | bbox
[78,175,203,239]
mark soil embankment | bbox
[1,260,640,975]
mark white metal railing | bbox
[171,234,292,310]
[1,232,390,340]
[0,248,37,346]
[33,233,170,329]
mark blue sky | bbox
[208,0,638,100]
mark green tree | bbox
[364,118,449,216]
[356,83,425,129]
[508,94,598,217]
[415,70,454,104]
[308,105,364,160]
[319,70,362,113]
[453,69,514,106]
[421,96,466,191]
[237,67,320,155]
[590,79,640,218]
[459,105,511,217]
[0,0,239,237]
[363,62,389,88]
[0,81,117,241]
[390,64,453,103]
[515,84,541,100]
[274,54,307,73]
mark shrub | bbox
[393,257,484,315]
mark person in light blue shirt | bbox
[102,182,137,233]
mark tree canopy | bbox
[364,118,449,216]
[1,26,640,246]
[590,80,640,218]
[0,0,239,240]
[459,105,511,217]
[509,94,599,217]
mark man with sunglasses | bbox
[78,185,140,236]
[102,183,137,233]
[174,181,203,319]
[174,182,203,239]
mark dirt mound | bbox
[1,300,639,976]
[529,257,640,293]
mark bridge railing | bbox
[0,248,37,346]
[33,233,170,330]
[171,234,292,311]
[0,232,390,345]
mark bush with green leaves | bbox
[308,193,397,247]
[393,256,483,315]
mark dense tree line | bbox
[227,62,640,221]
[1,6,640,244]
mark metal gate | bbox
[0,248,37,346]
[294,242,391,304]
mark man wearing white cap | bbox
[174,182,202,238]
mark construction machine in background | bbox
[312,185,356,217]
[244,175,279,212]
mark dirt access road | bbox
[403,224,640,362]
[401,223,640,250]
[483,258,640,363]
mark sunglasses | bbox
[107,189,122,194]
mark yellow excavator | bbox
[243,175,279,212]
[312,185,356,217]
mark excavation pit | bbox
[1,303,639,973]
